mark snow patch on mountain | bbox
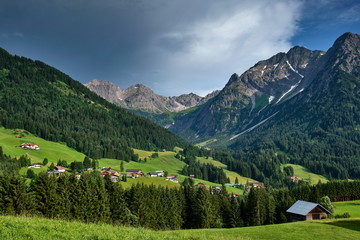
[229,112,279,141]
[268,96,275,103]
[276,79,302,104]
[286,60,304,78]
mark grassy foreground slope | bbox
[282,163,328,185]
[0,216,359,240]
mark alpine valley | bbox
[0,31,360,239]
[87,32,360,180]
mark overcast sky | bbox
[1,0,359,96]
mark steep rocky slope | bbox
[85,80,219,114]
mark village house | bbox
[21,143,40,150]
[126,169,143,178]
[155,171,165,177]
[189,174,195,179]
[248,182,264,188]
[101,167,111,171]
[165,174,178,183]
[245,182,265,192]
[166,174,177,179]
[165,177,179,183]
[148,172,159,177]
[110,175,119,182]
[148,171,165,177]
[15,135,22,138]
[229,193,241,198]
[28,163,41,168]
[289,176,299,183]
[46,166,67,177]
[54,166,66,173]
[286,200,331,221]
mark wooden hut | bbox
[286,200,331,221]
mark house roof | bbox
[126,169,141,172]
[55,166,66,170]
[286,200,331,216]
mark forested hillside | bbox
[0,48,187,160]
[229,33,360,180]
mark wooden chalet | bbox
[21,143,40,150]
[286,200,331,221]
[126,169,143,178]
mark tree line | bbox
[0,171,359,230]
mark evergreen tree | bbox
[120,161,124,172]
[26,169,35,179]
[43,158,48,166]
[83,156,91,169]
[48,162,55,171]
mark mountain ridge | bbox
[85,80,220,114]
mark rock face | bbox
[85,81,219,113]
[169,32,360,144]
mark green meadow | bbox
[0,215,358,240]
[98,150,244,194]
[282,163,328,185]
[0,127,245,193]
[197,156,256,184]
[0,127,85,163]
[333,200,360,218]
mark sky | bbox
[0,0,359,96]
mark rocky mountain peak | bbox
[84,80,219,113]
[326,32,360,75]
[84,79,122,104]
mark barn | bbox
[286,200,331,221]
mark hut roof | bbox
[286,200,331,216]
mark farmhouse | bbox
[148,171,165,177]
[148,172,159,177]
[166,174,177,179]
[126,169,143,178]
[54,166,66,173]
[21,143,40,150]
[289,176,299,183]
[101,167,111,171]
[286,200,331,221]
[248,182,264,188]
[28,163,41,168]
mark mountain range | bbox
[85,32,360,179]
[85,80,219,114]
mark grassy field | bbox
[98,151,243,194]
[0,127,251,193]
[197,156,256,184]
[0,127,85,165]
[333,200,360,218]
[282,163,328,185]
[0,215,359,240]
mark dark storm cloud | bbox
[4,0,358,96]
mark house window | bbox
[312,214,320,220]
